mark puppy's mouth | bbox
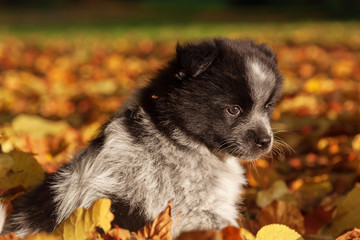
[218,139,273,161]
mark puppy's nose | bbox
[255,136,271,149]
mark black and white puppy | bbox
[0,38,283,237]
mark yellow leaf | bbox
[0,151,45,190]
[83,79,117,96]
[352,134,360,153]
[53,198,114,240]
[12,114,70,138]
[256,224,303,240]
[321,185,360,237]
[137,202,173,240]
[240,228,256,240]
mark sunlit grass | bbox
[1,21,360,48]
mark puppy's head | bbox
[143,38,283,161]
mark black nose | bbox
[255,136,272,149]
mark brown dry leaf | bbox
[53,198,114,240]
[336,228,360,240]
[259,200,305,235]
[321,185,360,237]
[304,206,334,235]
[137,202,173,240]
[256,224,304,240]
[0,151,45,190]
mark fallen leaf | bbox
[177,230,219,240]
[259,200,305,235]
[53,198,114,240]
[137,202,173,240]
[11,114,70,138]
[256,224,304,240]
[222,226,255,240]
[336,228,360,240]
[352,134,360,153]
[304,206,334,235]
[222,226,243,240]
[0,151,45,190]
[0,233,22,240]
[321,185,360,237]
[256,180,294,208]
[24,232,62,240]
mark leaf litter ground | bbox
[0,30,359,239]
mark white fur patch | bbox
[247,59,275,102]
[0,203,6,234]
[212,156,245,226]
[250,61,267,83]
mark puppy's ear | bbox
[257,43,277,62]
[176,40,217,78]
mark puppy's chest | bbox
[170,155,244,217]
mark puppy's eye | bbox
[265,103,274,109]
[226,106,242,116]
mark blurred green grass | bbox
[1,21,360,49]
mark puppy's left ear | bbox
[257,43,277,62]
[176,40,217,78]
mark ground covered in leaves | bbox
[0,24,360,239]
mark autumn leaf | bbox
[24,233,62,240]
[1,28,360,240]
[336,228,360,240]
[352,134,360,153]
[321,185,360,237]
[11,114,70,138]
[256,224,303,240]
[0,151,45,191]
[0,233,22,240]
[259,200,305,235]
[256,180,294,208]
[222,226,255,240]
[304,206,334,235]
[176,230,220,240]
[53,198,114,240]
[137,202,173,240]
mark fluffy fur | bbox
[0,38,283,238]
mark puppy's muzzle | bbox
[247,129,272,150]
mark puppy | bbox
[0,38,283,238]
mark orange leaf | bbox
[336,228,360,240]
[0,233,21,240]
[222,226,244,240]
[137,202,173,240]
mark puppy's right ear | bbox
[176,40,217,78]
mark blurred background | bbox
[0,1,360,239]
